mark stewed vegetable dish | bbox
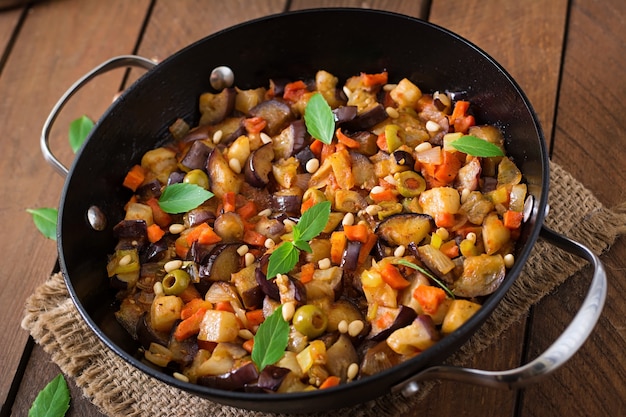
[107,69,527,393]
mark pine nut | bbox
[168,223,185,234]
[426,120,441,132]
[305,158,320,174]
[244,252,255,267]
[347,363,359,381]
[237,244,249,256]
[212,129,223,144]
[466,232,477,244]
[436,227,450,240]
[342,86,352,99]
[318,257,331,270]
[370,185,385,195]
[504,254,515,268]
[238,329,254,340]
[342,212,355,226]
[153,282,164,297]
[385,106,399,119]
[348,320,364,337]
[164,260,183,273]
[394,245,406,257]
[258,208,272,217]
[365,204,382,216]
[264,238,275,249]
[338,320,349,334]
[415,142,432,153]
[173,372,189,383]
[228,158,242,174]
[282,302,296,322]
[118,254,132,266]
[260,132,272,144]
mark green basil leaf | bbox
[26,208,58,240]
[251,305,289,371]
[397,259,455,298]
[68,115,94,154]
[158,183,213,214]
[295,200,331,242]
[266,242,299,279]
[293,239,312,253]
[28,373,70,417]
[450,135,505,157]
[304,93,334,145]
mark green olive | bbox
[395,171,426,197]
[162,269,191,295]
[183,169,210,189]
[292,304,328,339]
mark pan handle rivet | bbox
[210,66,234,90]
[87,206,107,231]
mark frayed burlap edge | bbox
[22,161,626,417]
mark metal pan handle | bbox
[393,225,607,396]
[40,55,157,177]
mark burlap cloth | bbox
[22,161,626,417]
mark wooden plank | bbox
[290,0,428,17]
[0,0,150,410]
[523,0,626,415]
[0,6,21,59]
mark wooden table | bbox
[2,1,624,416]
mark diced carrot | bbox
[336,128,360,149]
[236,201,257,221]
[310,139,324,158]
[319,375,342,389]
[439,239,460,259]
[361,71,388,87]
[434,151,463,185]
[122,164,145,192]
[242,338,254,354]
[299,262,315,284]
[330,231,347,265]
[358,233,378,264]
[320,143,335,164]
[376,132,388,152]
[374,310,395,330]
[449,100,470,122]
[380,263,411,290]
[370,188,397,203]
[146,223,165,243]
[330,148,355,190]
[283,80,308,102]
[413,285,447,315]
[244,116,267,134]
[173,307,207,341]
[245,309,266,327]
[223,191,237,213]
[181,298,212,320]
[199,226,222,245]
[175,235,190,258]
[343,223,370,244]
[434,212,456,228]
[243,229,267,247]
[178,284,202,304]
[454,115,475,133]
[300,197,315,214]
[146,197,173,228]
[503,210,524,229]
[215,301,234,313]
[448,100,475,134]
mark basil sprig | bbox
[251,305,290,371]
[304,92,334,145]
[28,373,70,417]
[158,183,214,214]
[450,135,504,157]
[266,201,331,279]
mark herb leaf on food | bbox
[450,135,505,157]
[304,93,334,145]
[68,115,94,154]
[251,305,290,371]
[158,183,214,214]
[28,373,70,417]
[26,208,58,240]
[266,241,300,281]
[296,200,331,242]
[397,259,455,298]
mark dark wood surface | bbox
[2,1,624,416]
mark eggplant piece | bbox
[376,213,434,247]
[392,150,415,168]
[453,254,506,297]
[273,119,308,160]
[167,170,185,185]
[232,264,264,309]
[197,244,242,293]
[135,313,169,349]
[136,179,162,200]
[245,142,275,187]
[255,267,280,301]
[206,147,244,199]
[348,131,379,156]
[294,146,316,167]
[341,240,362,272]
[349,152,377,190]
[168,330,199,368]
[342,104,388,131]
[185,206,217,228]
[333,105,357,124]
[199,88,236,125]
[257,365,291,392]
[140,238,169,263]
[326,334,359,381]
[181,123,211,143]
[248,99,294,136]
[386,315,439,355]
[269,78,290,97]
[210,116,246,146]
[213,212,245,242]
[304,266,343,301]
[197,362,259,391]
[368,305,417,342]
[180,140,212,171]
[113,219,148,241]
[359,339,403,377]
[271,189,302,216]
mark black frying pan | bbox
[41,9,606,413]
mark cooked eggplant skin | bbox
[245,142,275,188]
[376,213,434,248]
[180,140,212,172]
[248,99,294,136]
[368,305,417,342]
[197,362,259,391]
[342,103,388,131]
[199,88,236,126]
[197,243,242,294]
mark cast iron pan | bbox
[41,9,606,413]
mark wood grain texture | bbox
[290,0,428,17]
[0,0,149,411]
[0,6,21,57]
[523,0,626,415]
